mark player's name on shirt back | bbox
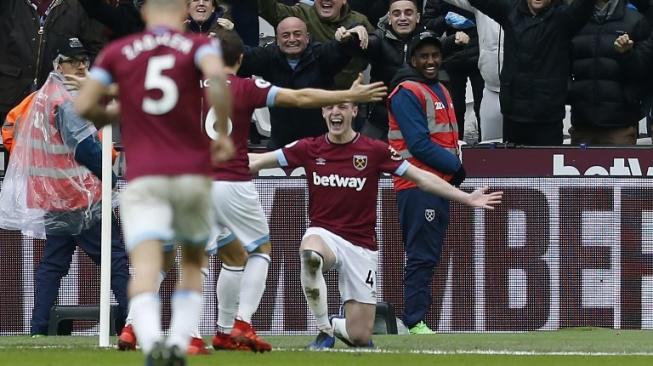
[122,32,193,60]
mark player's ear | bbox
[351,103,358,117]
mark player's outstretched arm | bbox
[273,73,387,108]
[403,164,503,209]
[248,151,281,174]
[75,78,119,129]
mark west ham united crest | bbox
[425,209,436,222]
[353,154,368,171]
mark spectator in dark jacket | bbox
[569,0,649,145]
[338,0,467,140]
[348,0,424,24]
[79,0,144,39]
[630,0,653,24]
[423,0,484,141]
[0,0,106,126]
[221,0,260,46]
[468,0,597,145]
[186,0,234,35]
[238,16,354,148]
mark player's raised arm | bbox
[197,42,234,163]
[273,74,387,108]
[248,151,282,174]
[402,164,502,209]
[75,77,119,129]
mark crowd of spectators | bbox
[3,0,653,148]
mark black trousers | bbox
[503,118,564,146]
[445,63,484,138]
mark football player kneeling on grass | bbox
[249,101,502,348]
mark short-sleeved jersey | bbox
[90,27,220,181]
[278,134,410,251]
[210,74,277,181]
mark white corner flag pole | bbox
[99,123,113,348]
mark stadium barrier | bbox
[1,146,652,335]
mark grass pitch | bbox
[1,328,652,366]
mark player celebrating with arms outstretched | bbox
[204,29,388,352]
[75,0,233,365]
[249,101,502,349]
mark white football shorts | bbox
[120,175,213,252]
[205,180,270,255]
[303,227,378,305]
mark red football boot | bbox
[117,324,137,351]
[229,319,272,353]
[212,331,251,351]
[187,337,211,355]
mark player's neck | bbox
[146,15,185,32]
[327,131,357,144]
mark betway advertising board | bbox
[0,147,651,334]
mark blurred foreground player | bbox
[75,0,234,365]
[249,101,502,349]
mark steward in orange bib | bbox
[0,37,129,336]
[386,31,467,334]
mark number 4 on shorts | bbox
[365,270,376,287]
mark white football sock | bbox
[130,292,162,354]
[216,264,243,333]
[332,316,352,343]
[166,290,203,350]
[300,250,332,336]
[236,253,270,323]
[189,267,209,339]
[125,271,166,326]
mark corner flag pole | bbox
[99,123,113,348]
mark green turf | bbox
[1,328,652,366]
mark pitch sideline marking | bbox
[2,345,653,356]
[275,348,653,356]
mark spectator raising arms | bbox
[467,0,598,146]
[337,0,468,141]
[257,0,374,88]
[238,17,356,148]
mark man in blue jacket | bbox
[387,31,466,334]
